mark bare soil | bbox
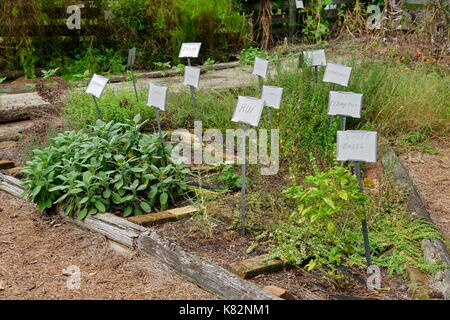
[157,212,410,300]
[0,192,214,300]
[399,140,450,239]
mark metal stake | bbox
[258,75,263,92]
[327,83,337,129]
[338,116,347,166]
[354,161,372,267]
[92,96,103,120]
[240,123,247,235]
[267,107,273,132]
[187,57,199,121]
[258,75,271,130]
[130,66,139,102]
[155,108,166,162]
[189,86,198,122]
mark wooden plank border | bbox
[0,172,280,300]
[380,146,432,221]
[138,230,280,300]
[379,146,450,299]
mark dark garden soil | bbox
[34,77,70,105]
[0,192,214,300]
[156,213,410,300]
[399,139,450,239]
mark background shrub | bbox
[0,0,247,75]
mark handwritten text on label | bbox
[232,96,265,127]
[337,130,377,163]
[179,42,202,58]
[328,91,363,118]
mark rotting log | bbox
[93,62,239,83]
[138,231,281,300]
[0,129,20,142]
[0,120,36,134]
[0,92,52,123]
[0,86,35,95]
[127,205,198,227]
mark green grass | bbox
[64,86,154,129]
[64,55,449,172]
[348,60,450,137]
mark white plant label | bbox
[252,57,269,79]
[127,47,136,68]
[261,85,283,109]
[232,96,264,127]
[328,91,363,118]
[178,42,202,58]
[337,130,377,163]
[303,49,326,66]
[295,0,304,9]
[86,74,108,98]
[183,66,201,88]
[147,83,168,111]
[323,63,352,87]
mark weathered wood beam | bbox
[0,92,53,123]
[0,172,24,198]
[56,205,147,248]
[380,146,431,221]
[138,231,281,300]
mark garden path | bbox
[0,191,215,299]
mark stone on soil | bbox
[0,92,52,123]
[262,285,292,299]
[227,255,286,279]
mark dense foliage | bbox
[0,0,247,76]
[22,116,190,219]
[269,163,443,275]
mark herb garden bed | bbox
[1,40,448,301]
[3,145,444,300]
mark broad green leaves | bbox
[22,117,190,219]
[284,165,367,232]
[276,165,368,272]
